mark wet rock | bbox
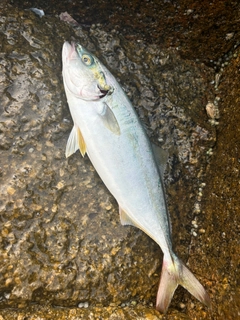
[0,304,194,320]
[0,2,218,319]
[11,0,240,64]
[196,47,240,320]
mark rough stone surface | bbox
[0,6,161,310]
[0,1,239,319]
[12,0,240,64]
[0,305,194,320]
[197,49,240,320]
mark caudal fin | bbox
[156,254,211,313]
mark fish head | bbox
[62,41,113,101]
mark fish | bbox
[62,41,211,313]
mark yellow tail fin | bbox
[156,254,211,313]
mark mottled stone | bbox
[1,1,238,320]
[196,48,240,320]
[0,304,195,320]
[11,0,240,65]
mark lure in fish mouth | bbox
[62,41,113,101]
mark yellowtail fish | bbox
[62,41,211,313]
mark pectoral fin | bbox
[65,125,87,158]
[98,102,120,135]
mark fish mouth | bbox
[98,85,113,98]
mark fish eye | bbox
[82,54,94,66]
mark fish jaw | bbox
[62,41,112,101]
[62,41,77,62]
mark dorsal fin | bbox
[152,144,168,177]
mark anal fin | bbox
[119,207,135,227]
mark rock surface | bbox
[12,0,240,64]
[0,1,239,319]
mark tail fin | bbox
[156,254,211,313]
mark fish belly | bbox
[67,90,172,255]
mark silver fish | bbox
[62,41,211,313]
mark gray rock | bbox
[0,3,215,312]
